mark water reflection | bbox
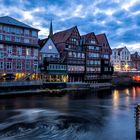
[112,90,119,109]
[0,87,139,139]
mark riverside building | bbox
[39,22,113,83]
[111,47,131,71]
[0,16,39,80]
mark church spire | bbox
[49,19,53,38]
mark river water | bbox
[0,86,139,140]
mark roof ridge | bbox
[53,26,76,35]
[0,16,39,30]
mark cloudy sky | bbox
[0,0,140,51]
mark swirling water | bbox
[0,86,140,140]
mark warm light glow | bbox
[125,64,129,71]
[133,75,140,81]
[15,73,25,80]
[125,88,129,95]
[132,87,136,100]
[113,90,119,109]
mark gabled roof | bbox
[96,33,111,49]
[0,16,39,30]
[38,38,49,49]
[81,32,99,45]
[117,47,125,53]
[96,33,107,44]
[131,52,140,60]
[113,47,128,55]
[52,26,78,44]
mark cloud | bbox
[0,0,139,52]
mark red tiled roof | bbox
[52,26,77,44]
[96,33,112,54]
[81,32,99,45]
[96,33,106,45]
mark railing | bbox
[0,80,43,87]
[90,83,112,88]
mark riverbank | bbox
[0,76,139,96]
[0,85,112,97]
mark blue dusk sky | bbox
[0,0,140,52]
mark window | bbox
[6,62,12,70]
[0,25,2,30]
[17,47,22,56]
[104,67,108,71]
[88,52,99,58]
[4,26,10,32]
[73,52,76,57]
[34,61,38,72]
[82,53,85,58]
[26,61,30,70]
[103,54,109,59]
[78,53,81,58]
[48,45,52,49]
[24,29,29,35]
[7,46,12,56]
[15,37,20,42]
[0,61,3,69]
[0,52,4,58]
[91,40,96,44]
[17,60,22,70]
[32,31,37,37]
[26,48,31,56]
[10,27,15,33]
[0,35,2,40]
[15,28,21,34]
[68,52,72,57]
[5,35,11,41]
[0,44,3,49]
[24,38,30,43]
[34,49,38,57]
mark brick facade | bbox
[0,16,39,80]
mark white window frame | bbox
[7,46,12,56]
[16,47,22,56]
[6,62,12,70]
[26,48,31,56]
[16,60,22,70]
